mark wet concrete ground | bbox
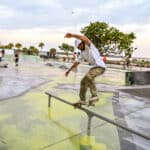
[0,56,149,150]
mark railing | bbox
[45,92,150,140]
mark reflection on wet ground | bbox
[0,56,150,150]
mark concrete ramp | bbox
[119,86,150,98]
[21,55,41,63]
[4,54,41,63]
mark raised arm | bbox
[65,33,91,47]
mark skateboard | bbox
[73,99,98,108]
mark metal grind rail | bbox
[45,92,150,141]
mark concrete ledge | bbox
[126,71,150,85]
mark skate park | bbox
[0,55,149,150]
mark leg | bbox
[86,67,105,98]
[16,60,19,66]
[79,76,89,102]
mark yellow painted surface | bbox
[93,143,107,150]
[0,61,121,150]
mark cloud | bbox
[97,0,150,24]
[0,0,149,29]
[0,0,150,57]
[0,27,77,49]
[0,5,16,18]
[112,23,150,58]
[113,23,150,34]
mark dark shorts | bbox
[15,58,19,63]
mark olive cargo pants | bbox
[79,67,105,101]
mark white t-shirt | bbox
[78,43,106,69]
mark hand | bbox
[65,71,69,77]
[64,33,73,38]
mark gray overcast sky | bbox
[0,0,150,58]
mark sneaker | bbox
[76,100,87,105]
[90,96,99,101]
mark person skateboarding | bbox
[65,33,106,107]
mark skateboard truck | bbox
[73,99,98,108]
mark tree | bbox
[7,43,14,49]
[59,43,74,53]
[0,43,14,50]
[22,47,28,54]
[59,43,74,61]
[0,45,4,49]
[49,48,56,59]
[38,42,45,51]
[81,21,136,58]
[29,46,39,55]
[15,43,22,51]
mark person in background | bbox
[103,55,107,63]
[2,49,5,57]
[72,49,81,73]
[0,51,2,62]
[72,48,81,63]
[14,50,19,67]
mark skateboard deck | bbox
[73,99,98,108]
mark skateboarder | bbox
[65,33,106,106]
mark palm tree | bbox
[22,47,28,54]
[38,42,45,51]
[29,46,39,55]
[15,43,22,51]
[59,43,74,62]
[49,48,56,58]
[7,43,14,49]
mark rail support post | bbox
[87,113,93,136]
[48,95,51,107]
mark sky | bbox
[0,0,150,58]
